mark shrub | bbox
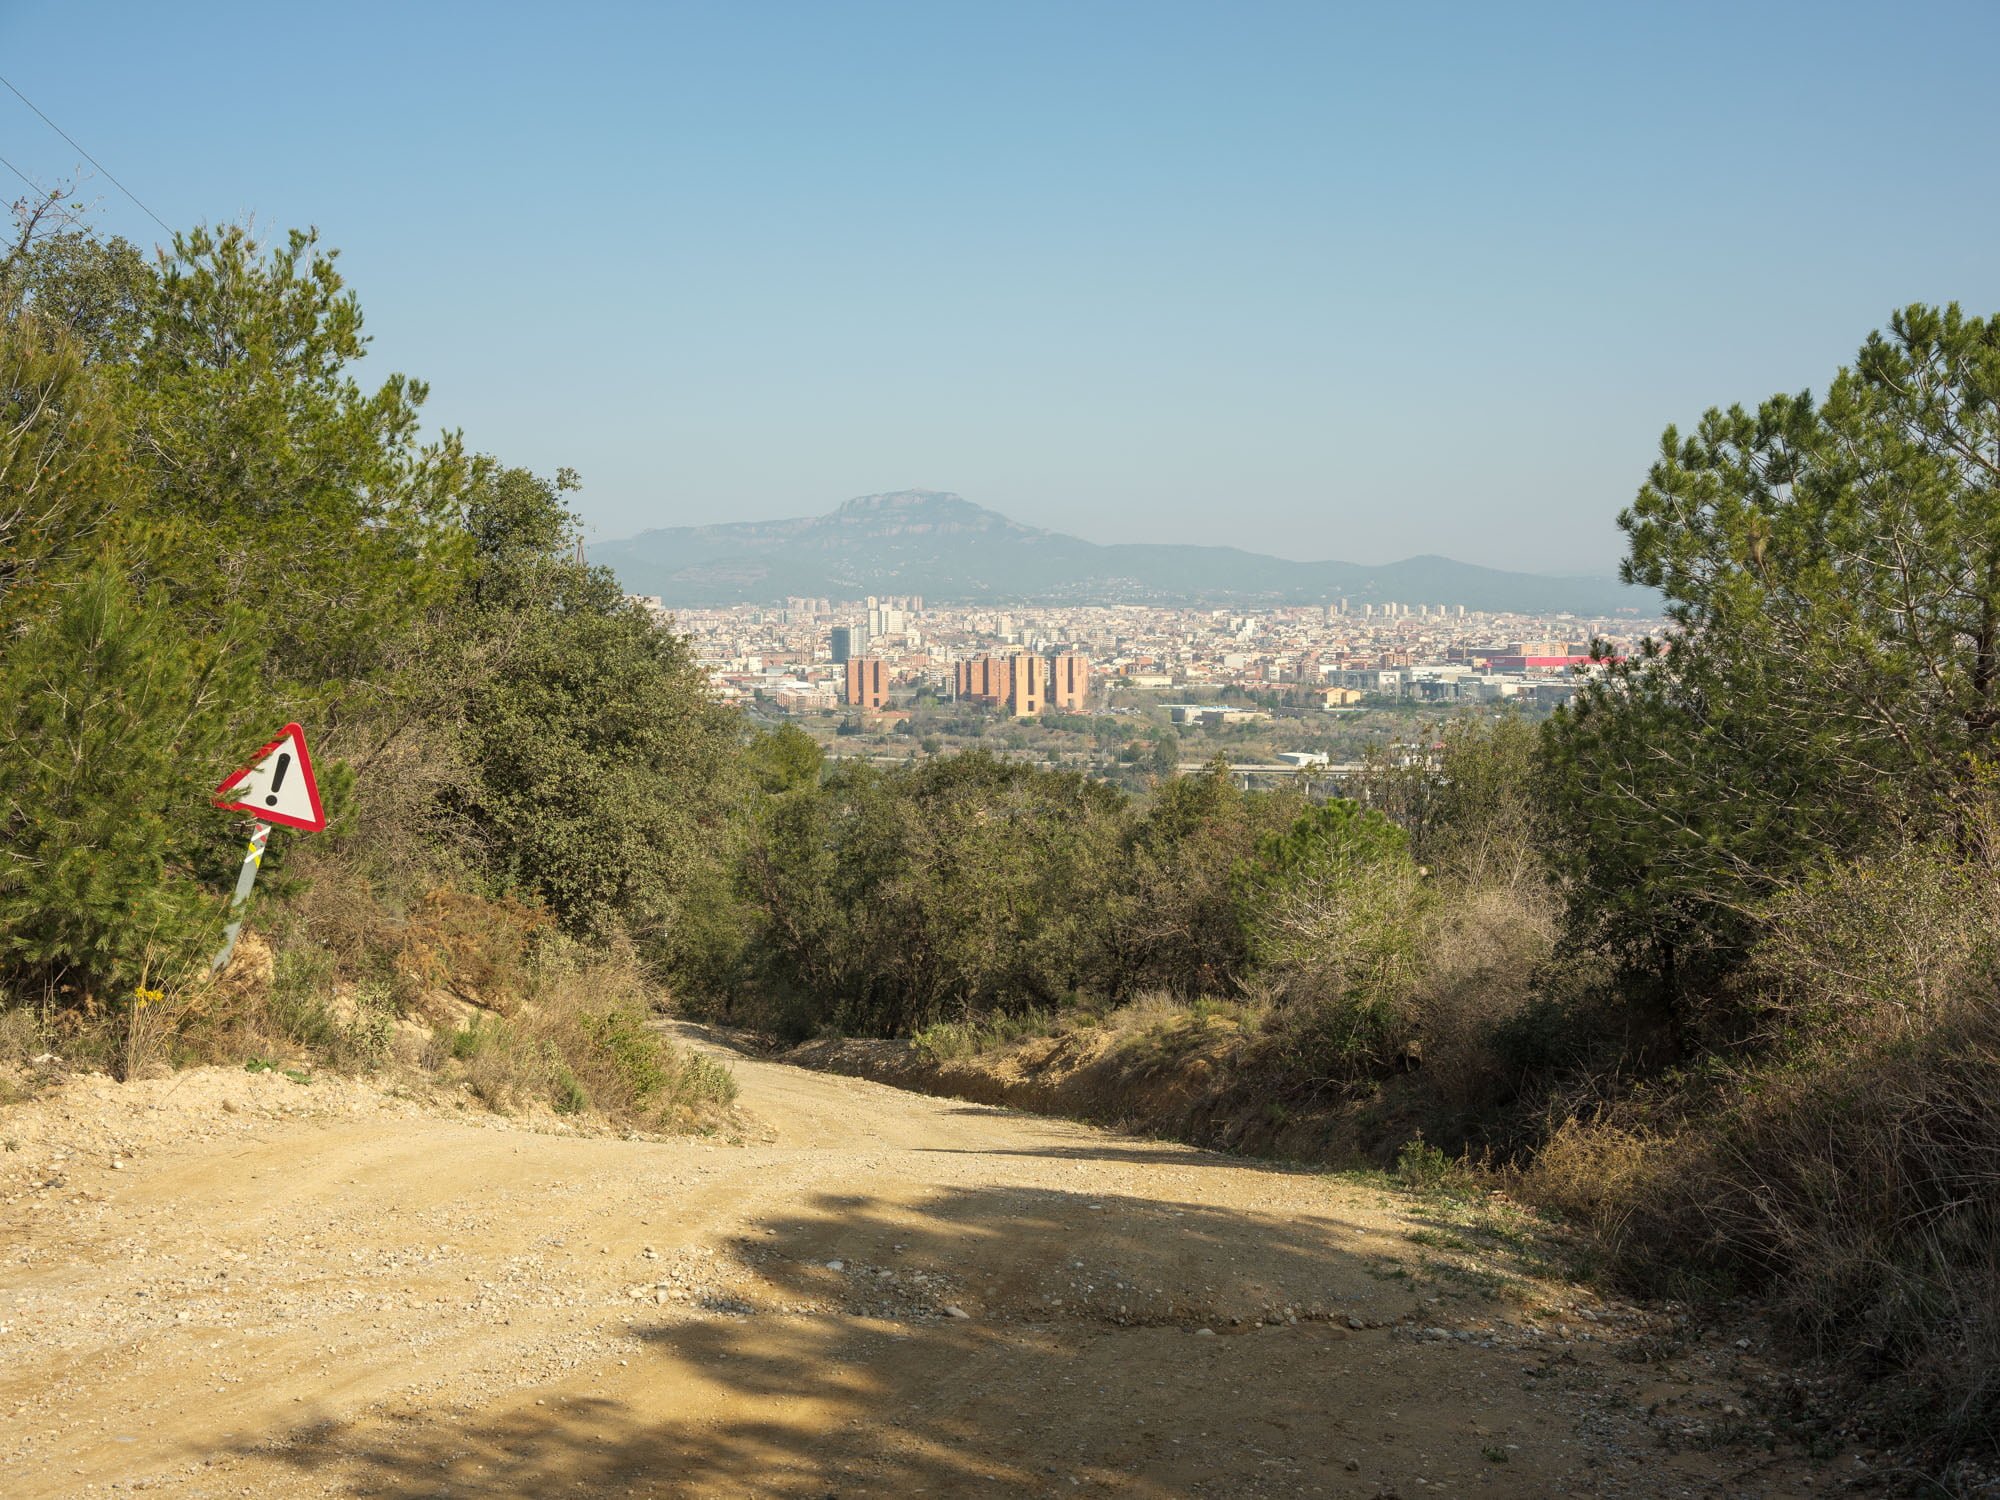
[446,944,737,1125]
[1746,843,1995,1042]
[581,1005,672,1102]
[1106,766,1295,998]
[911,1007,1054,1063]
[1518,842,2000,1461]
[1248,800,1428,1090]
[0,558,259,1005]
[0,1006,43,1066]
[744,753,1131,1035]
[1402,884,1554,1122]
[1395,1135,1475,1196]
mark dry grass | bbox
[436,942,736,1127]
[0,1004,42,1067]
[0,1005,46,1106]
[1406,884,1552,1116]
[1522,1019,2000,1459]
[9,869,737,1137]
[1103,990,1262,1071]
[1516,847,2000,1463]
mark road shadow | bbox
[205,1178,1779,1498]
[911,1138,1328,1174]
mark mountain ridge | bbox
[594,490,1650,615]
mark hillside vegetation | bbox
[0,217,736,1129]
[4,209,1994,1474]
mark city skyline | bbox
[665,593,1651,734]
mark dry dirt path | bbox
[1,1026,1836,1498]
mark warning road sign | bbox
[213,722,327,832]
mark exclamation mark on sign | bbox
[266,752,291,808]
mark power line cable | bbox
[0,72,171,234]
[0,150,43,194]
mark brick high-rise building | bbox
[1002,652,1043,717]
[955,653,1042,715]
[1047,652,1089,711]
[955,655,1008,703]
[844,656,887,710]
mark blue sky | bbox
[5,1,1997,574]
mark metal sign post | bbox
[211,823,272,973]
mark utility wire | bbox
[0,150,42,195]
[0,72,171,234]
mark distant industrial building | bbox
[1163,703,1268,728]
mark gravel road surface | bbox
[0,1025,1834,1497]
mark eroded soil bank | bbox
[782,1020,1412,1167]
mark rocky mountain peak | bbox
[830,490,1038,536]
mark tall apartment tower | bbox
[844,656,887,710]
[954,653,1047,715]
[955,656,1007,702]
[829,626,855,664]
[1003,653,1043,717]
[1047,652,1089,711]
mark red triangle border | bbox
[213,722,328,832]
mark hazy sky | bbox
[5,2,1997,574]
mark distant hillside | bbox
[594,490,1652,616]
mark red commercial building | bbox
[1488,654,1593,672]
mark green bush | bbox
[550,1063,588,1115]
[742,752,1131,1034]
[0,558,258,1004]
[1244,799,1428,1089]
[1395,1135,1474,1196]
[583,1006,672,1102]
[911,1007,1054,1063]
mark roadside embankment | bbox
[781,1003,1426,1170]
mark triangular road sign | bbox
[213,722,327,832]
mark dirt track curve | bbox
[2,1024,1830,1498]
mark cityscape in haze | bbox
[666,592,1649,719]
[609,487,1664,778]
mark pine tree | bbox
[1544,303,2000,1004]
[0,557,259,1002]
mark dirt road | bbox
[2,1027,1831,1498]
